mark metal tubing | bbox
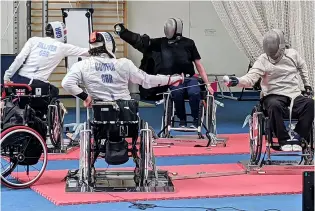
[42,0,47,37]
[76,97,80,124]
[26,0,31,39]
[13,1,20,53]
[79,124,91,183]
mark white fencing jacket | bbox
[239,48,312,140]
[62,55,182,101]
[238,48,311,99]
[4,37,89,82]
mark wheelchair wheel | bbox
[205,95,215,134]
[47,99,64,148]
[302,127,314,165]
[249,111,263,165]
[1,158,18,178]
[1,126,48,189]
[79,121,94,184]
[302,146,314,165]
[139,120,149,186]
[161,95,173,138]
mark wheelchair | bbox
[0,83,66,188]
[158,77,226,147]
[249,96,314,166]
[74,99,163,191]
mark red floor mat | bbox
[45,133,250,160]
[20,163,302,205]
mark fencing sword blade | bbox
[157,82,218,96]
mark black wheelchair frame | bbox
[158,77,226,147]
[1,83,65,148]
[0,84,49,188]
[72,100,170,191]
[0,83,67,189]
[249,97,314,166]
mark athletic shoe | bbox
[179,120,186,128]
[292,144,302,151]
[281,144,293,151]
[190,119,198,129]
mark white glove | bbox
[168,73,184,86]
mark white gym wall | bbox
[1,1,27,54]
[127,1,248,76]
[2,1,248,93]
[126,1,248,93]
[1,1,15,54]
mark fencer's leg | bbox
[292,96,314,141]
[170,84,186,126]
[263,95,290,146]
[12,74,31,84]
[186,78,201,127]
[50,84,60,104]
[29,79,51,117]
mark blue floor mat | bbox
[1,153,303,172]
[1,190,301,211]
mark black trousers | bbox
[13,75,59,117]
[263,94,314,145]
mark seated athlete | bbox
[227,29,314,152]
[114,18,214,128]
[3,21,89,116]
[61,31,184,107]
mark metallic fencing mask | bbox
[164,18,183,39]
[263,29,286,64]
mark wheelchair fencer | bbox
[248,96,314,167]
[158,76,227,147]
[0,83,67,189]
[71,99,172,191]
[0,83,48,188]
[1,82,66,149]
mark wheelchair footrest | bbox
[271,153,308,157]
[239,160,314,175]
[65,169,175,193]
[170,127,199,132]
[266,160,300,165]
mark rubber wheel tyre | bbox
[1,126,48,189]
[47,100,63,148]
[206,96,214,134]
[166,97,173,127]
[139,120,147,186]
[249,111,263,165]
[197,100,203,127]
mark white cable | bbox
[116,0,120,22]
[68,1,73,8]
[1,1,21,40]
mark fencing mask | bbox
[45,21,67,43]
[164,18,183,39]
[89,31,116,58]
[263,29,286,64]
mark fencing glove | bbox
[303,86,313,97]
[226,76,239,87]
[114,23,126,36]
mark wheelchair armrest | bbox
[4,83,32,92]
[92,99,115,104]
